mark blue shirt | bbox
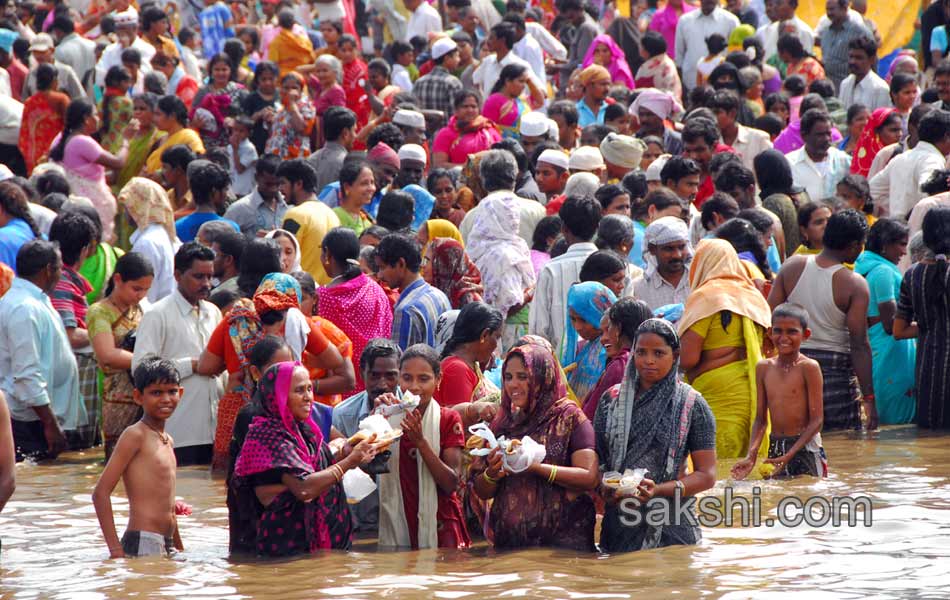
[391,277,451,350]
[629,219,647,269]
[0,278,83,427]
[174,212,240,243]
[0,218,35,273]
[199,2,234,57]
[576,99,608,127]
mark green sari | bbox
[79,242,125,303]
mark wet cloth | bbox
[232,362,352,556]
[479,344,596,551]
[594,319,716,552]
[121,530,174,557]
[802,348,862,431]
[768,434,827,478]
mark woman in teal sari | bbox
[561,281,616,405]
[854,218,916,424]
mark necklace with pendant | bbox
[142,420,169,445]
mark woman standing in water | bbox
[232,361,378,556]
[595,319,717,552]
[471,343,599,551]
[378,345,470,550]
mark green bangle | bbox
[483,471,498,485]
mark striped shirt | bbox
[528,242,598,352]
[391,277,451,350]
[51,265,92,331]
[819,19,870,89]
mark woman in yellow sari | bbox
[144,95,205,175]
[678,239,772,472]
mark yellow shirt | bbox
[282,201,341,285]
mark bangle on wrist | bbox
[483,470,498,485]
[674,479,685,494]
[547,465,558,484]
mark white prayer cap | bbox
[397,143,427,164]
[546,118,560,141]
[431,37,458,60]
[520,112,549,137]
[537,149,569,171]
[645,153,672,182]
[393,109,426,129]
[568,146,605,171]
[113,9,139,27]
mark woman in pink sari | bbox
[583,34,635,90]
[317,227,393,393]
[433,90,502,168]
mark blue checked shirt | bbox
[391,278,451,350]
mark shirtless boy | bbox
[732,303,827,480]
[93,358,184,558]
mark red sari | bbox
[19,90,69,175]
[342,58,371,134]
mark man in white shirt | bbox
[505,14,546,86]
[132,242,223,466]
[787,109,853,202]
[472,21,542,101]
[631,216,693,311]
[22,33,85,99]
[472,21,544,98]
[710,90,772,173]
[50,15,96,87]
[675,0,739,91]
[870,109,950,219]
[403,0,443,42]
[756,0,815,63]
[838,35,891,111]
[0,92,22,175]
[529,195,601,351]
[94,10,154,88]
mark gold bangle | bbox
[547,465,558,484]
[331,464,344,482]
[483,470,498,485]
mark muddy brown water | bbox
[2,426,949,598]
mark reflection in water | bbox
[2,426,950,598]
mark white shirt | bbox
[869,141,949,219]
[472,51,542,102]
[459,189,546,247]
[405,2,442,42]
[757,16,815,63]
[130,223,180,303]
[55,32,97,85]
[730,123,773,174]
[312,0,345,21]
[526,21,567,61]
[513,31,546,86]
[95,36,155,88]
[132,289,223,448]
[0,94,22,146]
[631,269,691,312]
[674,8,739,91]
[392,63,412,91]
[838,71,892,112]
[0,67,10,97]
[528,241,598,352]
[229,138,258,197]
[787,146,851,203]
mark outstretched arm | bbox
[92,427,144,558]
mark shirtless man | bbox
[93,358,184,558]
[768,209,878,431]
[732,303,826,479]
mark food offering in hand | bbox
[348,414,403,450]
[602,468,649,495]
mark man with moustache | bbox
[631,216,694,311]
[333,339,403,532]
[132,242,223,466]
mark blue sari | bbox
[561,282,617,404]
[855,251,917,424]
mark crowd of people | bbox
[0,0,948,562]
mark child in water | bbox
[93,358,184,558]
[732,303,827,480]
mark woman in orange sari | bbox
[18,64,69,175]
[267,8,316,77]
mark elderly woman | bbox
[594,319,717,552]
[308,54,347,144]
[265,72,317,160]
[471,343,599,551]
[433,90,503,169]
[231,361,378,556]
[678,239,771,466]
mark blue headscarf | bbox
[561,282,617,402]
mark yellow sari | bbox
[145,127,206,174]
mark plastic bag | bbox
[342,467,377,504]
[602,468,649,494]
[374,390,421,417]
[501,436,546,474]
[653,303,684,323]
[467,422,498,456]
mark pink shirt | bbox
[432,118,502,166]
[648,3,696,58]
[49,133,105,181]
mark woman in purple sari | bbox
[470,344,599,551]
[231,361,378,556]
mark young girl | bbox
[87,252,154,459]
[265,229,302,273]
[696,33,727,88]
[333,160,376,236]
[378,344,470,550]
[265,72,316,160]
[795,202,832,256]
[242,61,280,155]
[836,174,876,227]
[594,319,717,552]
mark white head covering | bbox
[393,109,426,129]
[397,143,427,163]
[537,149,569,170]
[466,195,536,316]
[645,153,672,182]
[265,229,303,273]
[569,146,605,171]
[564,172,600,197]
[520,112,549,137]
[600,133,647,169]
[630,88,684,120]
[546,118,560,141]
[642,216,693,276]
[431,37,458,60]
